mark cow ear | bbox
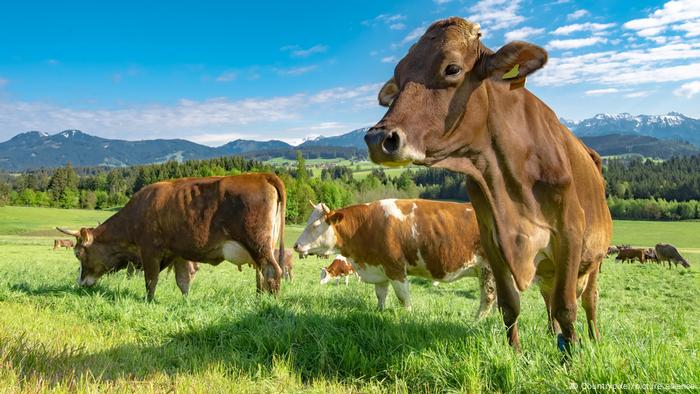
[378,77,399,107]
[326,211,344,224]
[79,228,94,246]
[476,41,547,82]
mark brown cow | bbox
[57,173,286,300]
[53,239,74,250]
[364,17,612,352]
[294,199,496,318]
[655,243,690,268]
[123,258,200,296]
[320,255,357,285]
[615,248,646,264]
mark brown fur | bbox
[282,248,294,281]
[655,243,690,268]
[365,17,612,351]
[615,248,646,264]
[57,173,286,300]
[326,257,355,278]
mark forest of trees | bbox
[2,154,699,222]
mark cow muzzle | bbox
[365,127,421,166]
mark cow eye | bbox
[445,64,462,77]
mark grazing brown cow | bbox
[124,258,200,296]
[320,255,357,285]
[53,239,74,250]
[294,200,496,318]
[655,243,690,268]
[364,17,612,352]
[57,173,286,300]
[615,248,646,264]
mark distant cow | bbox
[57,173,286,300]
[606,246,619,257]
[644,248,658,264]
[282,248,294,282]
[294,199,496,318]
[655,243,690,268]
[53,239,74,250]
[616,248,646,264]
[320,255,357,285]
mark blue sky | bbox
[0,0,699,145]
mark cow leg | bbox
[476,265,496,319]
[551,236,582,355]
[375,282,390,310]
[390,280,412,311]
[344,275,350,286]
[255,268,265,294]
[581,263,600,340]
[173,259,195,296]
[539,286,560,335]
[492,265,522,352]
[141,251,161,302]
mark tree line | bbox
[2,154,700,222]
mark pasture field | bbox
[263,158,413,180]
[0,207,698,393]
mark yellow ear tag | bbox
[502,64,520,79]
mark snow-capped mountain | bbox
[562,112,700,146]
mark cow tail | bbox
[268,174,286,273]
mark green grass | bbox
[0,207,698,392]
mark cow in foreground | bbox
[320,255,358,285]
[53,239,74,250]
[655,244,690,268]
[57,173,286,300]
[294,199,496,318]
[364,17,612,352]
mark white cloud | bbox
[467,0,524,31]
[504,26,545,42]
[585,88,619,96]
[0,83,382,144]
[278,65,318,76]
[401,25,428,44]
[552,22,616,35]
[215,71,237,82]
[389,23,406,31]
[433,0,453,4]
[381,56,397,63]
[0,78,7,87]
[548,36,607,50]
[365,14,406,30]
[625,91,651,98]
[673,80,700,98]
[624,0,700,39]
[282,45,328,58]
[533,41,700,87]
[567,9,589,21]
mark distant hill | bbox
[298,127,369,150]
[579,134,700,160]
[563,112,700,146]
[3,114,700,171]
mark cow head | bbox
[56,226,129,287]
[319,267,331,285]
[293,202,343,257]
[365,17,547,166]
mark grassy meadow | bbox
[0,206,698,392]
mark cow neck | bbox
[93,209,133,245]
[432,82,556,291]
[331,204,370,257]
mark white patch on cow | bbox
[379,199,406,221]
[294,204,339,256]
[465,207,472,212]
[349,258,388,284]
[222,241,255,267]
[410,203,419,240]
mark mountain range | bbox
[1,113,699,171]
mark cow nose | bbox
[365,128,403,155]
[293,243,301,252]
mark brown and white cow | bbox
[320,255,358,285]
[364,17,612,352]
[53,239,74,250]
[57,173,286,300]
[294,199,496,318]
